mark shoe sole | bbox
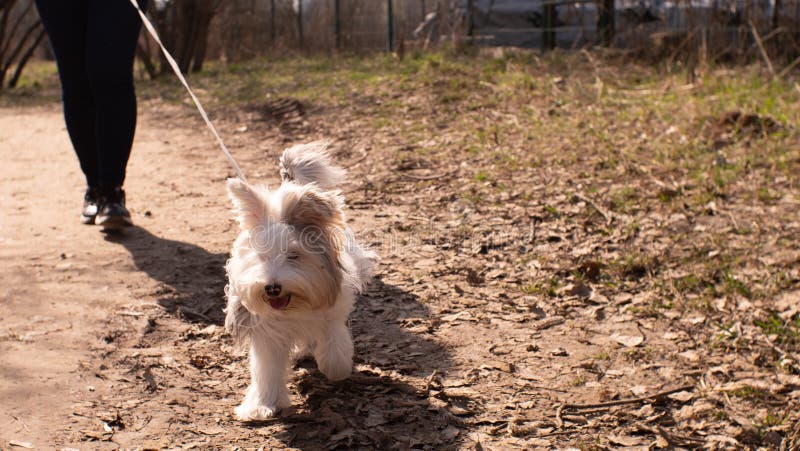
[97,215,133,230]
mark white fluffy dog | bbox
[224,142,377,420]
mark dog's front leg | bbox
[235,337,290,420]
[315,320,353,381]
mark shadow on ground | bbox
[257,278,466,450]
[104,226,228,325]
[105,227,467,448]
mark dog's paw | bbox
[317,353,352,381]
[235,402,281,421]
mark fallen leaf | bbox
[611,332,644,347]
[653,435,670,448]
[678,350,700,362]
[534,316,565,330]
[667,390,694,402]
[676,401,715,420]
[442,425,461,441]
[630,385,650,396]
[9,441,34,449]
[607,434,646,446]
[441,311,473,322]
[481,361,514,373]
[330,428,354,442]
[365,410,386,427]
[567,283,592,299]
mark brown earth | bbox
[1,65,799,450]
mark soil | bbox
[1,87,798,450]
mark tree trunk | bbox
[136,41,158,79]
[8,26,44,87]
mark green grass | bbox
[755,315,800,348]
[521,277,561,298]
[728,385,770,400]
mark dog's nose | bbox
[265,284,282,297]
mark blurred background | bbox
[2,0,800,88]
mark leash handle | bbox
[128,0,247,182]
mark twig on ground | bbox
[347,150,369,167]
[510,422,578,437]
[119,310,143,317]
[533,316,565,331]
[725,211,740,230]
[400,169,458,181]
[555,404,565,429]
[760,334,800,373]
[178,307,211,322]
[424,369,439,393]
[529,385,569,393]
[573,193,613,225]
[561,384,695,410]
[638,423,705,446]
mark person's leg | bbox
[33,0,99,188]
[85,0,146,188]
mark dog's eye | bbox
[286,253,299,260]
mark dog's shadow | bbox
[107,227,467,449]
[267,278,467,450]
[104,226,228,324]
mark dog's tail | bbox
[279,141,345,190]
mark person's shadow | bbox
[107,226,468,449]
[104,226,228,324]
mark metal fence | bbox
[468,0,799,54]
[210,0,800,63]
[210,0,447,59]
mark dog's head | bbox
[225,178,345,316]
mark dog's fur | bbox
[224,142,377,420]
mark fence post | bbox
[270,0,276,43]
[297,0,304,50]
[467,0,474,36]
[597,0,615,46]
[387,0,394,52]
[334,0,341,49]
[543,0,556,50]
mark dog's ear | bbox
[227,178,267,229]
[282,186,344,230]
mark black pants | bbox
[34,0,146,188]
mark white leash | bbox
[128,0,247,182]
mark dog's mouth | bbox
[265,294,291,310]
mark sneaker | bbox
[96,186,133,229]
[81,187,99,225]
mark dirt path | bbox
[0,104,239,448]
[0,104,472,449]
